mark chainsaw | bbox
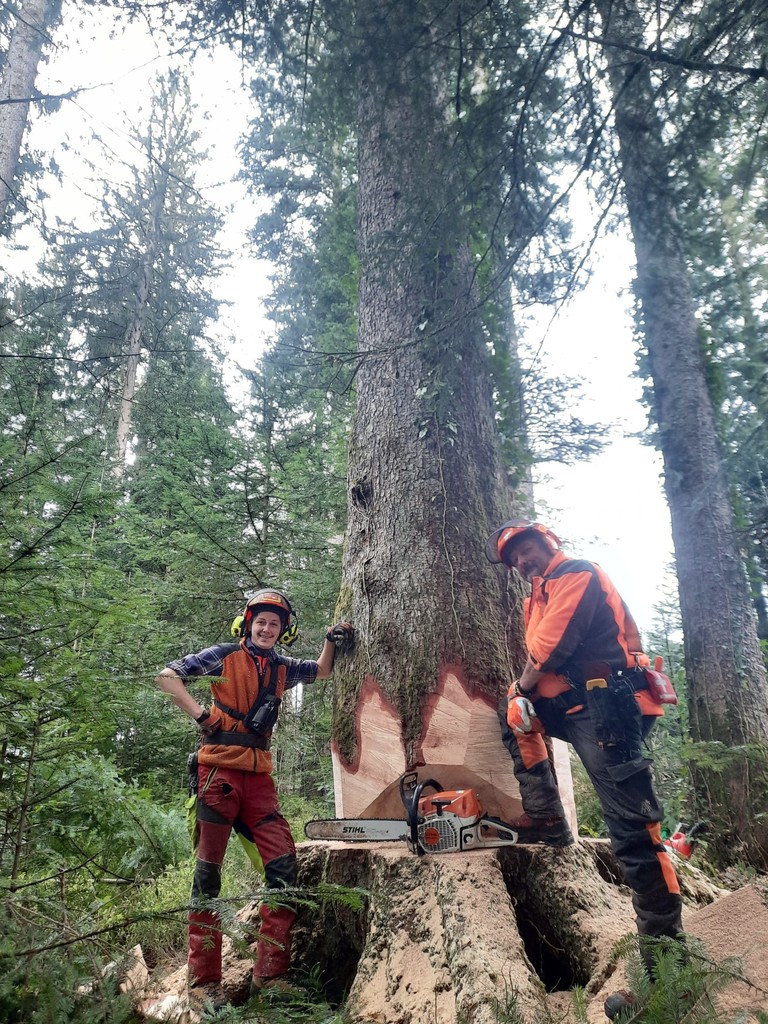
[304,772,521,856]
[664,821,704,860]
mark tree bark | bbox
[594,0,768,867]
[0,0,53,231]
[10,717,39,884]
[331,0,575,825]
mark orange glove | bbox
[507,693,538,735]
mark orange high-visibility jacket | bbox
[525,550,660,715]
[192,644,317,773]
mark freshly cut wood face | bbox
[331,668,577,833]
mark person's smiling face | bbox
[250,610,283,649]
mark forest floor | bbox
[134,841,768,1024]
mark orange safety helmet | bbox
[231,588,299,647]
[484,519,562,566]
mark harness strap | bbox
[213,698,245,721]
[213,658,287,723]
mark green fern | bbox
[605,936,750,1024]
[484,936,756,1024]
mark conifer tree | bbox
[0,0,61,231]
[583,0,768,866]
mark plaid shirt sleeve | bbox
[279,655,320,690]
[165,643,239,681]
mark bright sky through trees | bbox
[7,5,674,625]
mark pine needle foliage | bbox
[607,936,749,1024]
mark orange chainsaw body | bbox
[413,787,518,853]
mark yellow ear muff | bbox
[279,621,299,647]
[230,614,245,638]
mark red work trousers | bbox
[188,765,297,986]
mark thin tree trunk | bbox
[113,163,167,473]
[595,0,768,867]
[10,717,39,884]
[114,250,153,472]
[0,0,52,230]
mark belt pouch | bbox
[585,678,625,748]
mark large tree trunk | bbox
[296,841,635,1024]
[139,840,737,1024]
[331,1,575,825]
[595,0,768,867]
[0,0,53,231]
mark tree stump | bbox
[295,839,638,1024]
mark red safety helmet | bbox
[484,519,562,566]
[231,588,298,646]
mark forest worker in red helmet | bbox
[485,520,683,1021]
[155,588,353,1011]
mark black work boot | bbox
[187,981,229,1015]
[250,974,308,1000]
[604,989,638,1020]
[507,812,574,847]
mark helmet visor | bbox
[484,519,536,564]
[485,519,561,565]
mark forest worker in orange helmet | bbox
[155,588,353,1011]
[485,520,683,1021]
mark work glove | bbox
[326,621,354,651]
[507,694,538,735]
[194,708,223,736]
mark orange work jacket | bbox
[197,646,288,774]
[525,550,661,716]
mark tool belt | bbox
[213,729,271,750]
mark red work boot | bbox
[604,989,638,1020]
[507,812,574,847]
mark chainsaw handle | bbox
[399,774,443,856]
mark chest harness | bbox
[211,655,287,751]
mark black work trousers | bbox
[499,697,683,943]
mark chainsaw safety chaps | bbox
[499,698,682,943]
[187,765,298,985]
[188,909,223,987]
[255,904,295,979]
[498,701,565,818]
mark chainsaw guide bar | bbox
[304,819,409,843]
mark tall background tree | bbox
[0,0,61,231]
[3,0,768,1017]
[574,0,768,868]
